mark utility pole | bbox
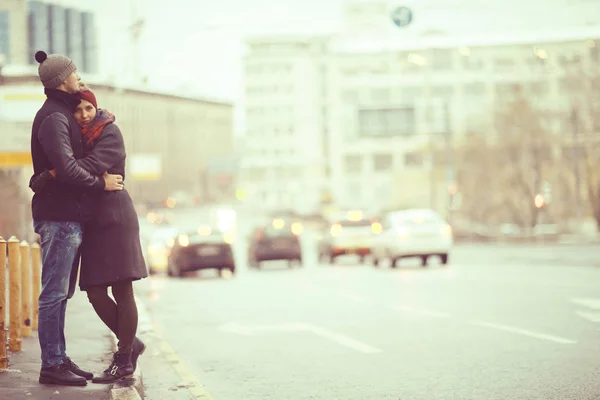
[128,0,145,203]
[443,100,454,225]
[570,105,582,219]
[129,0,145,84]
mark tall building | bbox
[0,10,10,65]
[240,0,600,214]
[239,36,330,212]
[0,0,98,72]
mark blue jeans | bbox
[33,220,83,368]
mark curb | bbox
[108,333,144,400]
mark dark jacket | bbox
[30,89,105,222]
[75,123,147,289]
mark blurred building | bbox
[241,0,600,215]
[0,75,234,231]
[0,0,97,72]
[239,36,330,213]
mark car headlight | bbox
[371,222,382,234]
[441,224,452,237]
[178,234,190,247]
[223,232,234,244]
[291,222,303,235]
[330,224,342,237]
[148,245,160,256]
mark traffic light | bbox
[534,194,545,209]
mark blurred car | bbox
[167,226,235,277]
[318,210,381,264]
[248,218,303,268]
[370,209,452,268]
[145,226,179,274]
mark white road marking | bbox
[471,321,576,344]
[218,322,303,335]
[392,305,451,319]
[571,298,600,310]
[219,322,382,354]
[336,293,371,304]
[298,324,383,354]
[576,311,600,323]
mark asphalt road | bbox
[135,228,600,400]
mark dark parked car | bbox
[167,226,235,277]
[248,219,303,268]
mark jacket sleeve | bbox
[75,125,126,176]
[37,112,105,191]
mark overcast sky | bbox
[49,0,598,133]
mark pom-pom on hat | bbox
[35,50,77,89]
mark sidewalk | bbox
[0,293,114,400]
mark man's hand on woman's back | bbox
[103,172,124,191]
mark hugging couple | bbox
[28,51,148,386]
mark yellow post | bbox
[0,237,8,368]
[31,243,42,331]
[8,236,21,352]
[20,241,32,338]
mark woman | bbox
[31,87,148,383]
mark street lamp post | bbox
[443,100,454,225]
[570,106,582,219]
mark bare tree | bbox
[562,69,600,230]
[455,87,563,228]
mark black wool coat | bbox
[75,122,148,290]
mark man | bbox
[30,50,123,387]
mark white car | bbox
[370,209,453,268]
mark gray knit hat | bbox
[34,51,77,89]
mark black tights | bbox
[86,281,138,354]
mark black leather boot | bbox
[63,357,94,380]
[131,337,146,368]
[39,363,87,386]
[91,352,134,384]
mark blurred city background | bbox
[1,1,600,399]
[1,0,599,243]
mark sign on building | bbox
[390,6,413,28]
[0,86,44,165]
[128,154,162,181]
[0,86,46,121]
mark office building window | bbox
[373,153,393,171]
[464,83,486,96]
[0,11,9,63]
[432,86,454,98]
[404,152,424,168]
[342,88,359,103]
[431,49,454,70]
[29,1,50,62]
[461,56,484,70]
[495,83,521,99]
[494,58,515,70]
[358,108,415,137]
[344,154,363,174]
[370,88,390,103]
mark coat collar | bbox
[44,88,81,111]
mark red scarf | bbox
[81,109,116,146]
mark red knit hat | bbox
[77,88,98,109]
